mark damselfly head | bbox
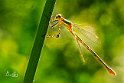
[49,14,62,28]
[55,14,62,20]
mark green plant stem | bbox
[23,0,56,83]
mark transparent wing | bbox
[73,23,99,44]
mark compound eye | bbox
[56,14,62,19]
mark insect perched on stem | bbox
[47,14,117,76]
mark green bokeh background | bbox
[0,0,124,83]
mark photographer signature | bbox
[5,70,18,78]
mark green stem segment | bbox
[23,0,56,83]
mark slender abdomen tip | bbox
[107,67,117,76]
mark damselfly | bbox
[47,14,117,76]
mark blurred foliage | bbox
[0,0,124,83]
